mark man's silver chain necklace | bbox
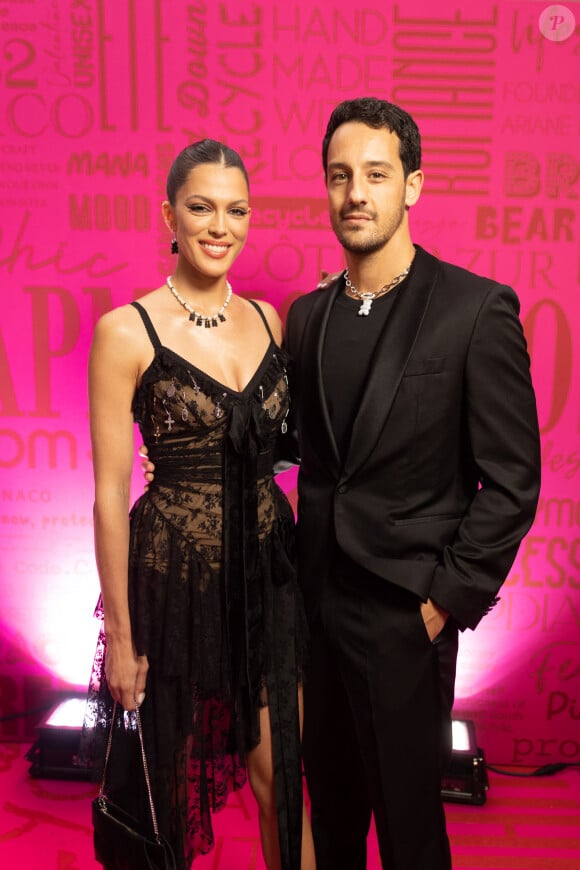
[344,262,413,316]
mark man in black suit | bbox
[284,97,541,869]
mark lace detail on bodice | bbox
[132,344,291,568]
[134,342,289,450]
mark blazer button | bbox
[337,484,348,494]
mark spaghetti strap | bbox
[249,299,277,344]
[131,301,162,350]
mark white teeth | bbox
[202,243,228,253]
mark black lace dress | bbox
[80,300,308,870]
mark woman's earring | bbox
[171,235,178,254]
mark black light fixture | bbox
[441,718,488,805]
[26,693,92,781]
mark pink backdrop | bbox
[0,0,578,765]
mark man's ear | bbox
[405,169,424,207]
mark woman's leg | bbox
[247,704,281,870]
[247,691,316,870]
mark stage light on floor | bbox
[44,697,86,728]
[26,694,92,781]
[441,718,488,805]
[452,718,475,752]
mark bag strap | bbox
[99,700,161,842]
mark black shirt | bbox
[321,281,403,462]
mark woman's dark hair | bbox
[322,97,421,178]
[166,139,249,204]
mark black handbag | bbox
[92,701,177,870]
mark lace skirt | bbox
[78,491,308,869]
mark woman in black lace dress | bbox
[82,140,314,870]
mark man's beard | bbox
[331,200,406,255]
[335,230,389,255]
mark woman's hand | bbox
[317,271,342,289]
[105,636,149,711]
[138,444,156,487]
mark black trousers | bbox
[302,550,458,870]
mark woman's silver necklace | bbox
[344,262,413,316]
[167,275,232,327]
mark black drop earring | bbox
[171,235,178,254]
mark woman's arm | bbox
[89,308,149,710]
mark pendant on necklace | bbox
[358,297,374,316]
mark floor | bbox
[1,742,579,869]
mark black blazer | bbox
[284,246,541,631]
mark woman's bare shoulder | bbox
[250,299,283,342]
[95,285,166,336]
[93,303,140,341]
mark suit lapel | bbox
[342,246,441,478]
[300,279,343,473]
